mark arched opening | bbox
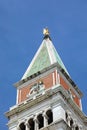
[70,119,73,128]
[28,118,34,130]
[46,110,53,125]
[75,126,79,130]
[65,112,68,122]
[19,122,25,130]
[37,114,44,129]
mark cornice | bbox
[5,85,87,124]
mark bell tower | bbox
[5,29,87,130]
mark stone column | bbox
[72,119,77,130]
[34,116,39,130]
[67,112,71,127]
[25,121,30,130]
[43,111,48,127]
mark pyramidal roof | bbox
[22,29,69,79]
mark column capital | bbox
[25,121,30,128]
[33,116,39,123]
[43,111,48,119]
[34,115,39,130]
[73,119,77,124]
[67,112,72,120]
[73,119,77,128]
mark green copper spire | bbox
[22,29,69,79]
[26,42,51,77]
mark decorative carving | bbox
[29,81,45,96]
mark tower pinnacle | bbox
[43,28,51,40]
[43,28,49,36]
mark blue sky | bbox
[0,0,87,129]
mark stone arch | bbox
[46,109,53,124]
[28,118,34,130]
[75,126,79,130]
[37,114,44,129]
[65,111,68,121]
[19,122,25,130]
[70,118,73,128]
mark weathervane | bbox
[43,28,49,36]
